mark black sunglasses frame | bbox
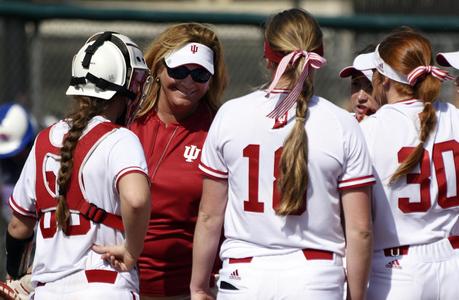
[165,65,212,83]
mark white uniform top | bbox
[360,100,459,251]
[199,90,375,259]
[9,116,148,285]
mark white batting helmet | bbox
[66,31,150,101]
[0,103,36,159]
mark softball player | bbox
[5,32,151,299]
[355,31,459,300]
[190,9,375,300]
[339,45,380,122]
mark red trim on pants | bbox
[384,236,459,257]
[228,248,334,264]
[37,269,118,286]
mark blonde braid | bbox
[55,97,106,233]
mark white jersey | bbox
[360,99,459,250]
[199,89,375,259]
[9,116,148,286]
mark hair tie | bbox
[296,116,306,122]
[263,41,324,64]
[407,65,454,86]
[265,50,326,119]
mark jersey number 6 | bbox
[397,140,459,213]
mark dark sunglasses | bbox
[166,65,212,83]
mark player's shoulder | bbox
[220,90,265,110]
[215,90,266,122]
[312,95,359,127]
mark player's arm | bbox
[190,178,228,300]
[93,172,150,272]
[341,186,373,300]
[6,213,36,279]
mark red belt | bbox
[229,248,334,264]
[37,270,117,286]
[384,236,459,257]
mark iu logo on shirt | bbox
[190,44,198,54]
[184,145,201,162]
[273,112,288,129]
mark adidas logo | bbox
[229,269,241,280]
[385,259,402,269]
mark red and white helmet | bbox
[66,31,150,101]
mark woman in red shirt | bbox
[129,23,228,300]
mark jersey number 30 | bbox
[397,140,459,212]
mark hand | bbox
[92,243,137,272]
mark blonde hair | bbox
[55,96,108,233]
[135,23,228,117]
[265,9,323,215]
[376,31,441,183]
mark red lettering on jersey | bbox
[243,144,306,215]
[397,147,431,213]
[397,140,459,213]
[243,144,264,212]
[433,140,459,208]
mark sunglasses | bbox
[166,65,212,83]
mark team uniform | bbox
[360,99,459,300]
[199,89,375,299]
[130,102,217,297]
[9,116,148,299]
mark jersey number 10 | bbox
[242,144,306,215]
[397,140,459,213]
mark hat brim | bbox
[353,52,378,71]
[436,52,459,69]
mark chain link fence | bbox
[2,18,459,126]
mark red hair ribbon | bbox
[266,50,326,119]
[264,41,324,64]
[407,65,454,86]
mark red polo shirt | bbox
[129,103,215,296]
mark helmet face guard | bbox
[66,31,150,125]
[125,68,153,126]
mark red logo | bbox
[190,44,198,54]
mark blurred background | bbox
[0,0,459,280]
[1,0,459,125]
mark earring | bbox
[155,77,160,83]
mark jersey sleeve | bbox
[9,141,37,218]
[198,107,228,179]
[108,129,149,192]
[338,117,376,190]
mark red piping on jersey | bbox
[9,195,36,217]
[199,162,228,176]
[339,175,374,184]
[115,168,149,193]
[338,181,375,191]
[34,122,124,232]
[393,98,417,104]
